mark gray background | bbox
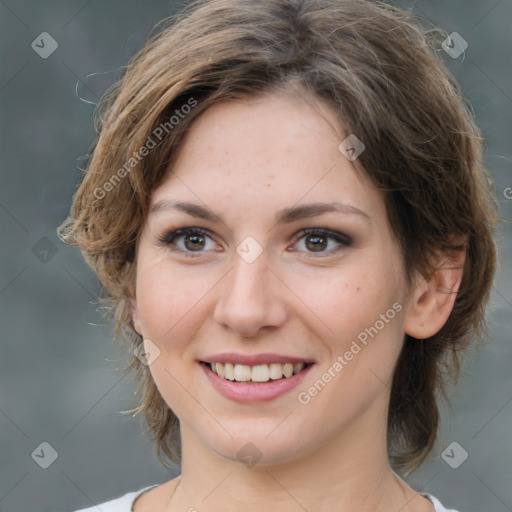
[0,1,510,511]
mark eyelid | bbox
[158,226,213,246]
[295,228,352,246]
[289,227,353,256]
[158,227,219,258]
[158,226,353,257]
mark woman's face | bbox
[132,89,413,465]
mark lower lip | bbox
[200,362,315,404]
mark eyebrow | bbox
[150,200,371,224]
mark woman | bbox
[60,0,497,510]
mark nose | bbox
[213,252,287,338]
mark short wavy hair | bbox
[58,0,498,473]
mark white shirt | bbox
[73,484,460,511]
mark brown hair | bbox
[58,0,497,473]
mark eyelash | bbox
[159,227,352,258]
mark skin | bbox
[130,88,465,512]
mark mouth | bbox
[200,361,314,384]
[198,352,316,403]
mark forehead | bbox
[151,90,385,224]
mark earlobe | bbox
[128,285,143,336]
[403,244,466,340]
[131,299,143,336]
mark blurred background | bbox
[0,1,510,511]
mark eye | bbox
[159,226,352,258]
[159,227,218,256]
[292,228,352,255]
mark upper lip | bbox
[200,353,315,366]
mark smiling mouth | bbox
[200,361,314,383]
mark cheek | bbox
[135,255,187,339]
[335,271,405,379]
[134,254,218,345]
[303,257,406,387]
[134,258,208,412]
[294,260,402,338]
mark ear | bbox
[403,241,467,339]
[127,283,144,336]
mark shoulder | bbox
[422,492,461,512]
[71,484,158,512]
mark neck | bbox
[166,400,430,512]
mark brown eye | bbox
[293,228,352,255]
[160,227,217,256]
[305,234,328,252]
[183,232,206,251]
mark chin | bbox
[203,427,313,467]
[218,444,305,467]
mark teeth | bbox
[234,364,251,381]
[215,362,225,378]
[283,363,293,378]
[224,362,235,380]
[269,363,283,379]
[252,364,270,382]
[208,362,306,382]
